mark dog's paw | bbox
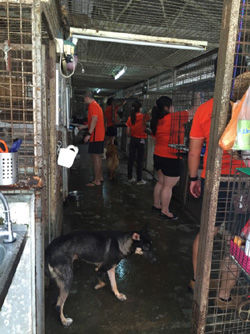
[62,317,73,327]
[94,282,106,290]
[116,293,127,301]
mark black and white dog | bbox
[45,230,155,327]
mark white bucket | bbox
[57,145,79,168]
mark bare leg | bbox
[218,256,240,300]
[192,227,219,280]
[107,267,127,301]
[97,154,103,181]
[192,233,199,281]
[161,175,180,217]
[87,154,102,186]
[153,170,164,208]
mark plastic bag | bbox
[219,87,249,150]
[233,86,250,150]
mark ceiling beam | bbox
[70,28,208,51]
[77,58,171,70]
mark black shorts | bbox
[88,141,104,154]
[153,154,181,177]
[106,126,117,137]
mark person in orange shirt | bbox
[79,91,105,186]
[188,97,244,308]
[150,96,188,220]
[126,100,150,185]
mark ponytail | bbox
[131,100,142,125]
[150,106,160,136]
[150,96,172,135]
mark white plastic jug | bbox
[57,145,79,168]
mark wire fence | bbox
[0,2,35,184]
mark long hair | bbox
[107,97,114,106]
[150,96,172,135]
[131,100,142,125]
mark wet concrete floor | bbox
[45,144,200,334]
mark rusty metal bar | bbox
[48,39,59,242]
[0,43,32,51]
[32,1,43,176]
[32,1,44,333]
[192,0,241,333]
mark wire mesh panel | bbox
[205,171,250,333]
[200,0,250,332]
[0,1,35,184]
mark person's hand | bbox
[84,134,91,143]
[190,179,201,198]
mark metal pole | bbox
[32,1,44,333]
[192,0,241,333]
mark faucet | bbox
[0,192,16,243]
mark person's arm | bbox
[78,124,88,130]
[126,117,131,137]
[84,116,98,143]
[188,138,204,198]
[187,92,201,121]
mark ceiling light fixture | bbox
[70,28,208,51]
[77,62,85,73]
[96,88,101,93]
[114,66,127,80]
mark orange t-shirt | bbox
[190,98,244,178]
[126,113,150,139]
[105,105,118,127]
[154,111,188,158]
[88,101,105,142]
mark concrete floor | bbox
[45,144,200,334]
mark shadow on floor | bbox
[45,145,199,334]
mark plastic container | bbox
[57,145,79,168]
[245,233,250,257]
[230,240,250,275]
[0,152,18,185]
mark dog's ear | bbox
[132,232,140,241]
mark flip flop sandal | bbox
[86,181,102,187]
[152,206,161,212]
[160,212,178,220]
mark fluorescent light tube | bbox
[96,88,101,93]
[71,29,207,51]
[114,67,126,80]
